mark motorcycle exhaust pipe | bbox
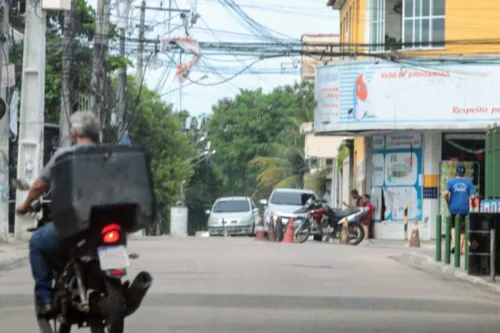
[95,271,153,317]
[124,271,153,317]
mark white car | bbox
[206,197,259,236]
[260,188,320,237]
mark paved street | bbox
[1,237,500,332]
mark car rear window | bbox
[270,191,315,205]
[213,199,250,213]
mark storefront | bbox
[314,58,500,240]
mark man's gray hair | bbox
[70,111,101,142]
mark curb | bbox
[392,252,500,295]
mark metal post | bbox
[222,218,227,238]
[403,204,409,241]
[454,215,461,268]
[15,0,46,239]
[490,226,496,282]
[436,215,442,262]
[464,216,469,271]
[0,0,9,242]
[444,216,451,264]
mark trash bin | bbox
[468,213,492,276]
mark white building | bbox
[314,58,490,240]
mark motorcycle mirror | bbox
[12,178,30,191]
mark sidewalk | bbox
[0,239,29,270]
[369,239,500,295]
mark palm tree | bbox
[249,82,317,199]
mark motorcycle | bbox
[293,197,366,245]
[14,178,153,333]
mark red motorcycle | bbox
[293,198,366,245]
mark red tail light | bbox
[102,223,122,244]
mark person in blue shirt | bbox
[444,165,476,254]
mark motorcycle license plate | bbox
[97,245,130,271]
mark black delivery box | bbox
[49,144,156,238]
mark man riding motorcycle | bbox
[15,111,100,317]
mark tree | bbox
[125,76,196,232]
[206,84,309,199]
[248,81,317,198]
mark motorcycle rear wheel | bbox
[90,278,126,333]
[348,223,365,246]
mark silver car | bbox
[260,188,317,232]
[206,197,259,236]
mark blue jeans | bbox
[29,222,61,304]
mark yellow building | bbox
[329,0,500,55]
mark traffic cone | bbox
[340,217,349,245]
[282,217,295,243]
[409,221,420,248]
[254,216,266,241]
[268,216,276,242]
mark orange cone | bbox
[254,216,266,241]
[268,216,276,242]
[282,217,295,243]
[409,221,420,248]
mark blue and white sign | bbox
[314,59,500,132]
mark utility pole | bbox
[59,0,76,147]
[90,0,111,126]
[0,1,9,242]
[136,0,145,82]
[136,1,192,83]
[15,0,47,239]
[117,27,127,132]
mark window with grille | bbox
[402,0,445,48]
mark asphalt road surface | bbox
[1,237,500,333]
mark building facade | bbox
[318,0,499,240]
[301,34,340,80]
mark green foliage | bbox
[206,81,316,201]
[10,0,96,124]
[247,81,316,199]
[337,145,349,169]
[125,76,196,219]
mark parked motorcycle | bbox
[14,144,155,333]
[293,197,366,245]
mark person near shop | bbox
[362,194,375,239]
[444,165,476,254]
[343,189,364,208]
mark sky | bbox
[87,0,340,117]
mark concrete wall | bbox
[300,34,340,81]
[304,133,344,159]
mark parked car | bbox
[260,188,321,239]
[206,196,259,236]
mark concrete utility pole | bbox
[136,0,145,82]
[90,0,111,126]
[15,0,47,239]
[59,0,77,147]
[117,27,127,132]
[0,1,9,242]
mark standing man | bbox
[343,189,363,208]
[444,165,476,254]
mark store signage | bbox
[314,59,500,132]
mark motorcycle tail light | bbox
[102,223,122,243]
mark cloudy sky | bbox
[88,0,340,117]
